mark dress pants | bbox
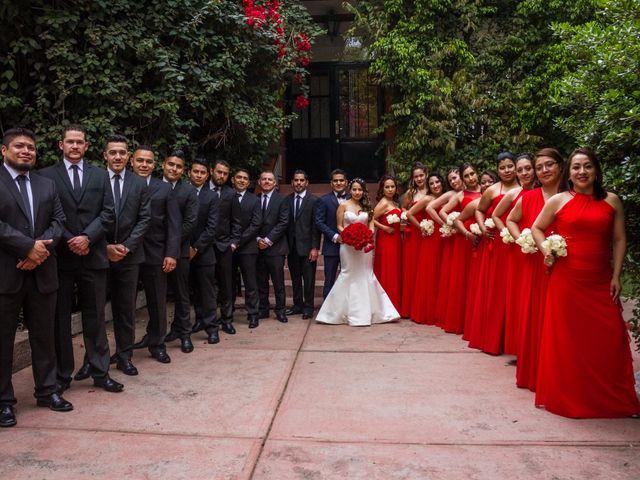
[0,273,57,405]
[257,252,286,315]
[322,255,340,298]
[233,252,259,317]
[56,267,110,380]
[168,258,192,338]
[288,244,317,315]
[109,262,140,363]
[214,246,234,325]
[140,263,168,350]
[190,263,218,333]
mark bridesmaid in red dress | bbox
[400,163,428,318]
[373,175,402,310]
[472,153,520,354]
[407,172,446,324]
[492,154,537,355]
[506,148,563,391]
[428,169,464,327]
[532,148,640,418]
[439,163,482,334]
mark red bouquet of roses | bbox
[341,222,374,252]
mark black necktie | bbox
[236,192,242,203]
[71,164,81,197]
[113,174,121,211]
[16,175,34,235]
[214,185,221,198]
[262,193,268,213]
[295,194,302,219]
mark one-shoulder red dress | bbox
[400,205,427,318]
[374,208,403,311]
[535,193,640,418]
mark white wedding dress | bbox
[316,211,400,326]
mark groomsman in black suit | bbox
[0,128,73,428]
[163,150,198,353]
[256,171,290,323]
[285,170,320,319]
[100,135,150,376]
[314,169,348,298]
[40,125,123,393]
[130,146,180,363]
[231,168,262,328]
[208,160,242,334]
[188,159,220,344]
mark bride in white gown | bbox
[316,178,400,326]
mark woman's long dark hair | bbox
[376,174,399,202]
[349,177,373,221]
[427,172,446,195]
[565,148,607,200]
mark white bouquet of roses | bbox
[500,227,515,244]
[446,211,460,226]
[515,228,538,254]
[541,234,568,258]
[469,223,482,236]
[419,219,435,236]
[400,211,408,221]
[386,213,401,225]
[439,224,455,237]
[484,218,496,229]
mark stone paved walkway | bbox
[1,309,639,479]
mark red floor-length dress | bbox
[535,193,640,418]
[462,233,486,344]
[503,189,526,355]
[433,204,460,327]
[374,208,403,311]
[441,191,482,334]
[411,212,442,324]
[400,205,427,318]
[515,188,550,391]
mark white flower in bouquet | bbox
[469,223,482,235]
[419,219,435,236]
[386,213,401,225]
[400,211,408,221]
[484,218,496,229]
[446,211,460,226]
[500,227,515,244]
[541,234,568,258]
[439,224,456,237]
[515,228,538,254]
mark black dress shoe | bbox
[221,323,236,335]
[109,354,117,365]
[149,348,171,364]
[0,405,16,428]
[36,392,74,412]
[276,314,288,323]
[302,313,312,320]
[93,375,124,393]
[258,311,269,320]
[73,363,91,381]
[207,331,220,344]
[248,317,259,329]
[132,334,149,350]
[181,337,194,353]
[116,359,139,376]
[285,307,303,316]
[165,330,179,343]
[191,321,206,334]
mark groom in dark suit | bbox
[285,170,320,319]
[314,169,348,298]
[0,128,73,428]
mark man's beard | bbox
[6,160,33,172]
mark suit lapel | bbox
[330,193,339,210]
[119,172,133,213]
[30,174,41,225]
[55,161,76,199]
[77,164,94,203]
[0,167,31,222]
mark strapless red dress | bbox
[400,205,427,318]
[411,210,442,324]
[374,208,402,311]
[433,204,460,327]
[535,193,640,418]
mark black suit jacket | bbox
[143,177,180,265]
[235,191,262,255]
[171,180,198,259]
[190,187,218,266]
[258,191,290,257]
[0,166,65,294]
[106,170,151,265]
[39,161,116,270]
[287,192,320,255]
[314,192,342,256]
[210,183,242,251]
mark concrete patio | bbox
[2,308,639,479]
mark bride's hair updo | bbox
[349,177,373,221]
